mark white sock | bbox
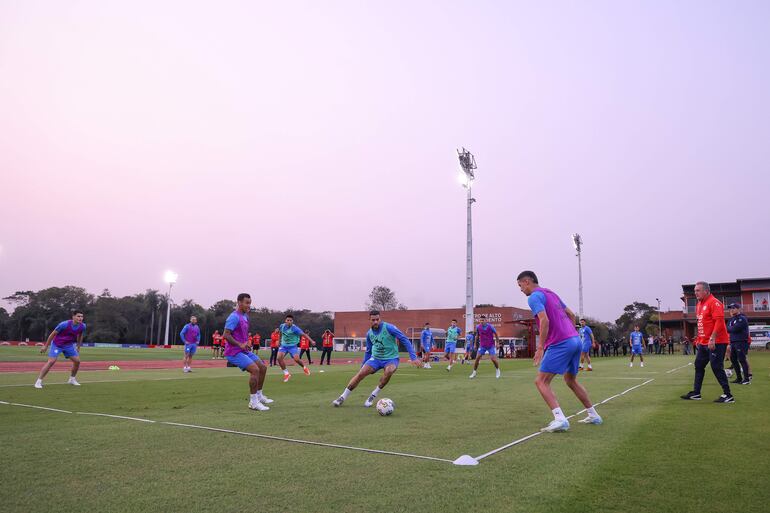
[250,393,258,402]
[370,386,381,398]
[256,389,263,397]
[587,364,592,369]
[552,407,566,422]
[283,369,289,375]
[341,388,351,399]
[587,406,599,418]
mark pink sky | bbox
[2,1,769,320]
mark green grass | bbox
[1,354,768,513]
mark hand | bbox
[410,359,423,368]
[708,340,716,351]
[39,346,46,354]
[533,348,543,366]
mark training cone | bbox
[453,455,479,466]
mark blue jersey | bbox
[579,326,593,344]
[630,331,644,346]
[421,329,434,345]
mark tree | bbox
[614,302,657,339]
[365,285,406,311]
[581,316,610,343]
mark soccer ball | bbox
[376,398,395,416]
[725,368,733,378]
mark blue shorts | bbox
[279,345,299,357]
[445,342,457,354]
[465,344,473,353]
[226,351,262,371]
[631,345,643,355]
[184,344,198,355]
[477,345,495,356]
[364,357,400,373]
[421,342,432,352]
[540,336,581,375]
[581,340,592,353]
[49,344,78,359]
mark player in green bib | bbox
[444,319,462,371]
[332,310,420,408]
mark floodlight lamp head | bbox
[572,233,582,251]
[456,147,477,180]
[164,270,178,284]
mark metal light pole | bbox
[163,271,178,346]
[656,298,662,336]
[572,234,584,319]
[458,148,477,335]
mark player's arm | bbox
[223,329,247,351]
[564,307,577,326]
[533,311,549,365]
[179,325,188,343]
[296,326,317,346]
[40,324,62,353]
[195,329,201,344]
[589,329,597,346]
[387,324,420,364]
[628,334,633,347]
[76,329,84,351]
[362,334,373,367]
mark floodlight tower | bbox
[656,298,662,336]
[572,234,584,319]
[163,270,178,346]
[458,148,477,335]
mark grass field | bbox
[1,352,768,513]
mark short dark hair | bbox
[237,293,251,302]
[480,315,487,319]
[451,319,457,322]
[516,270,539,283]
[72,310,84,316]
[369,310,380,316]
[424,322,430,326]
[285,314,294,320]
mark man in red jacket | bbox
[681,281,734,403]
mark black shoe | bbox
[681,391,702,400]
[731,378,742,384]
[740,380,751,385]
[714,394,735,403]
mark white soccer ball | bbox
[725,368,733,378]
[376,398,395,416]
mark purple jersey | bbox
[181,323,200,344]
[223,310,249,357]
[476,323,497,348]
[528,287,577,349]
[52,320,86,347]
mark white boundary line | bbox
[666,362,693,374]
[0,400,453,464]
[0,375,239,388]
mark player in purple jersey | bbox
[180,315,201,373]
[517,271,602,432]
[35,310,86,388]
[223,293,272,411]
[469,315,501,379]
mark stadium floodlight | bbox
[457,148,477,335]
[163,270,178,346]
[656,298,662,337]
[572,234,584,319]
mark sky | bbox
[2,1,769,321]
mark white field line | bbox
[473,378,656,462]
[0,374,240,388]
[0,400,453,465]
[666,362,693,374]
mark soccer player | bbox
[251,332,262,354]
[269,328,280,367]
[320,329,334,365]
[444,319,462,371]
[299,331,313,365]
[332,310,421,407]
[578,319,596,371]
[516,271,602,432]
[680,281,734,403]
[35,310,86,388]
[469,315,501,379]
[462,330,475,364]
[180,315,201,373]
[726,303,750,385]
[223,293,272,411]
[211,330,222,359]
[420,322,434,368]
[629,325,645,367]
[276,314,318,382]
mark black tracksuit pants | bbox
[320,347,332,365]
[299,348,312,364]
[693,344,731,395]
[269,348,279,366]
[729,341,750,381]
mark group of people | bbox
[30,275,749,430]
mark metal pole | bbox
[657,299,662,336]
[163,283,173,346]
[577,248,584,319]
[465,185,475,335]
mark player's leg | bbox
[534,371,570,432]
[244,361,269,411]
[737,342,750,384]
[489,353,501,378]
[584,350,592,370]
[293,351,310,375]
[333,363,376,406]
[35,356,58,387]
[708,345,732,401]
[469,349,484,378]
[564,372,602,424]
[682,345,708,400]
[364,361,398,407]
[729,344,742,383]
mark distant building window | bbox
[754,292,770,312]
[686,298,697,313]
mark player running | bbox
[180,315,201,373]
[444,319,462,371]
[578,319,596,371]
[517,271,602,432]
[629,325,645,367]
[420,323,434,368]
[332,310,421,407]
[462,330,475,364]
[469,315,501,379]
[276,314,318,382]
[223,293,272,411]
[35,310,86,388]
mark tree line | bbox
[0,286,333,345]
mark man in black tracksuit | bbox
[726,303,751,385]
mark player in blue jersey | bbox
[578,319,596,371]
[180,315,201,373]
[629,325,645,368]
[276,314,318,382]
[332,310,421,407]
[462,331,475,364]
[444,319,462,371]
[420,323,435,368]
[35,310,86,388]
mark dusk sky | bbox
[2,1,769,321]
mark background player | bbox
[578,319,596,371]
[180,315,200,373]
[211,330,222,359]
[629,325,645,367]
[269,328,280,366]
[445,319,462,371]
[320,329,334,365]
[277,314,318,382]
[35,310,86,388]
[517,271,602,432]
[420,322,434,368]
[462,330,475,364]
[469,315,501,379]
[251,332,261,354]
[332,310,421,407]
[299,331,314,365]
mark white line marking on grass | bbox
[75,412,155,423]
[6,402,73,414]
[666,362,693,374]
[0,375,238,388]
